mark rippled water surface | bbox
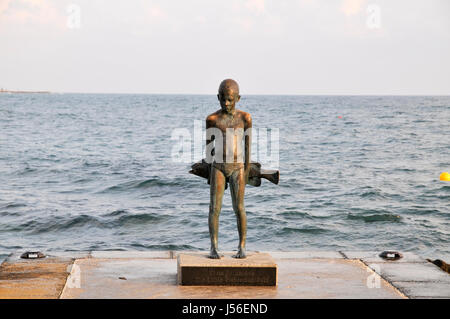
[0,94,449,262]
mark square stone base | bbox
[177,253,277,286]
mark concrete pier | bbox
[0,251,448,299]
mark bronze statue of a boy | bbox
[206,79,252,259]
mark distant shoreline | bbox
[0,89,50,94]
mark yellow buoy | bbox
[440,172,450,181]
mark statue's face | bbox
[218,89,240,114]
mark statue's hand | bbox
[244,168,250,183]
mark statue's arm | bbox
[205,115,215,164]
[244,113,252,181]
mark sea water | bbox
[0,94,449,263]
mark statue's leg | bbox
[229,168,247,259]
[208,166,226,259]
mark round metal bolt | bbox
[379,250,402,261]
[20,251,46,259]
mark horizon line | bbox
[1,88,450,97]
[4,91,449,97]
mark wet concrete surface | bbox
[1,251,448,299]
[60,251,405,299]
[0,253,74,299]
[343,251,450,298]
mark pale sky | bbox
[1,0,449,95]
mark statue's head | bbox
[218,79,240,114]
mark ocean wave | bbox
[277,226,329,235]
[347,212,402,223]
[0,202,27,209]
[82,160,111,168]
[401,208,441,216]
[345,186,391,199]
[361,191,385,199]
[15,167,38,175]
[101,209,129,217]
[114,213,167,225]
[394,168,416,172]
[25,215,104,234]
[279,210,312,219]
[73,178,93,184]
[1,210,168,234]
[0,243,22,250]
[128,243,198,250]
[99,177,195,193]
[279,210,332,220]
[0,211,21,217]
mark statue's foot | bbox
[233,248,247,259]
[209,249,221,259]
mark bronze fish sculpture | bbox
[189,159,279,188]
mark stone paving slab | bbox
[342,251,426,263]
[266,251,343,259]
[62,258,179,299]
[60,254,404,299]
[172,251,344,260]
[390,281,450,298]
[273,258,403,299]
[366,262,450,283]
[46,251,91,259]
[0,256,73,299]
[91,250,171,259]
[4,252,74,264]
